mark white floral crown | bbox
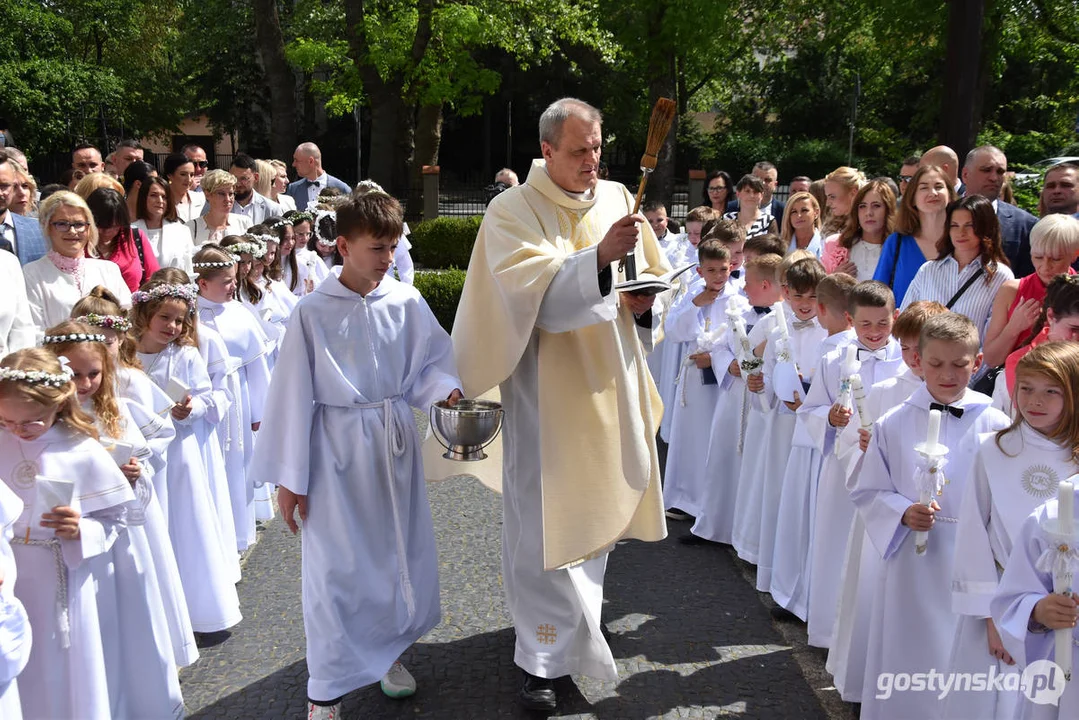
[74,313,132,332]
[266,218,290,230]
[0,357,74,388]
[289,211,314,225]
[228,240,267,259]
[131,282,199,307]
[42,332,106,345]
[251,233,278,246]
[192,255,240,270]
[314,209,337,248]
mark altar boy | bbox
[249,192,464,719]
[752,256,828,591]
[685,252,783,545]
[851,313,1008,719]
[769,273,856,620]
[800,280,905,648]
[663,239,737,520]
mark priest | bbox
[452,97,671,710]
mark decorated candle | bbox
[774,302,789,338]
[1055,478,1075,680]
[926,409,941,450]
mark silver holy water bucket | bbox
[429,399,504,461]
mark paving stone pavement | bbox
[180,472,848,720]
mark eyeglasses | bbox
[50,221,90,233]
[294,231,312,240]
[707,185,727,193]
[192,161,209,169]
[899,175,914,183]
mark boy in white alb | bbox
[769,273,856,620]
[686,252,783,545]
[663,239,738,521]
[248,193,464,719]
[659,206,720,445]
[851,313,1009,719]
[800,280,905,648]
[825,301,946,702]
[751,257,828,590]
[660,229,746,518]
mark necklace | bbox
[14,439,51,489]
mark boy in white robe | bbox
[992,487,1079,719]
[249,192,462,720]
[659,207,716,443]
[825,301,945,701]
[751,257,827,589]
[0,479,29,720]
[800,280,905,648]
[642,200,685,423]
[687,252,783,545]
[769,273,857,620]
[851,312,1009,719]
[662,239,738,521]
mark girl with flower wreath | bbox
[41,321,185,718]
[221,234,290,363]
[193,245,273,550]
[70,287,199,669]
[283,209,330,296]
[990,342,1079,719]
[0,348,135,719]
[130,272,242,636]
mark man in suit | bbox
[0,159,46,264]
[112,139,144,178]
[230,152,283,224]
[921,145,962,194]
[72,143,103,175]
[725,160,785,221]
[183,143,210,191]
[288,142,351,210]
[1042,162,1079,216]
[961,145,1038,277]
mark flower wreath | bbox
[42,332,107,345]
[131,282,199,309]
[74,314,132,333]
[0,358,74,388]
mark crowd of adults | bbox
[687,148,1079,377]
[0,140,356,355]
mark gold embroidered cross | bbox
[536,623,558,645]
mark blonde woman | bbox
[822,166,866,235]
[779,191,823,257]
[22,191,131,331]
[268,159,296,211]
[188,169,252,246]
[73,172,124,201]
[9,163,37,216]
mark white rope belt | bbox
[353,396,415,618]
[13,536,70,648]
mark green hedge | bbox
[414,269,467,332]
[410,215,483,270]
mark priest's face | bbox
[542,117,602,193]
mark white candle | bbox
[926,409,941,450]
[1060,480,1075,536]
[845,344,857,369]
[774,302,789,338]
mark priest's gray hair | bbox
[539,98,602,148]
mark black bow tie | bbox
[730,270,741,279]
[752,305,771,315]
[857,347,887,361]
[304,179,321,188]
[792,318,815,330]
[930,402,964,419]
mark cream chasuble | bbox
[453,159,671,570]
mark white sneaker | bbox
[308,701,341,720]
[380,661,416,698]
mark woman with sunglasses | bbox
[22,191,131,332]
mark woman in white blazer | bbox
[133,176,195,274]
[22,191,131,333]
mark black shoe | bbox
[665,508,693,521]
[519,671,557,711]
[679,533,720,546]
[770,606,801,622]
[600,623,612,643]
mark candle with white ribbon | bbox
[773,302,789,339]
[852,375,872,430]
[1056,479,1075,680]
[914,408,943,555]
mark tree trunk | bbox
[365,89,410,192]
[252,0,298,160]
[939,0,985,161]
[412,102,442,217]
[646,52,678,211]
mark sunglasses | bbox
[192,161,209,169]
